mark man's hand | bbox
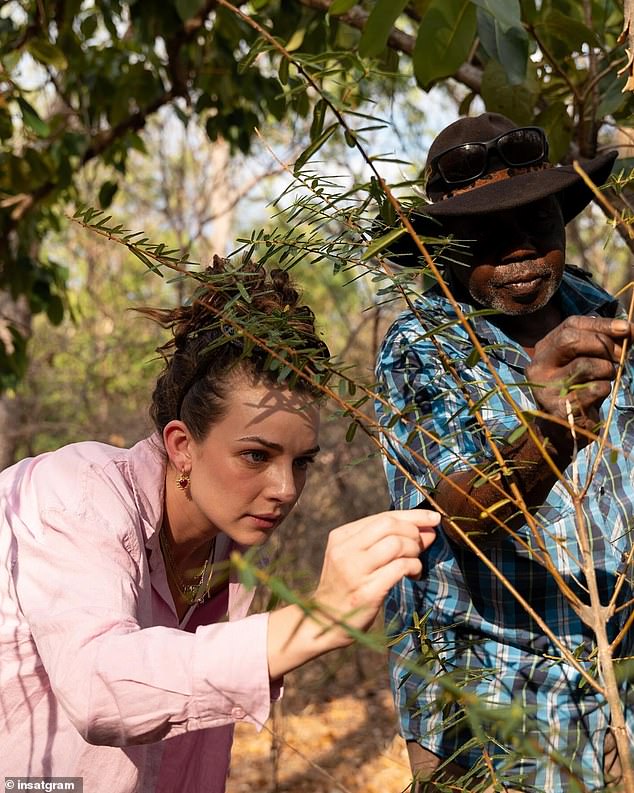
[526,316,634,437]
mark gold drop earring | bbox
[176,470,190,491]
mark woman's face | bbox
[169,378,321,546]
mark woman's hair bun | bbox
[136,254,330,438]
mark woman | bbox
[0,257,438,793]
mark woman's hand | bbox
[313,509,438,639]
[267,510,438,679]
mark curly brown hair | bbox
[137,255,330,440]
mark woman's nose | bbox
[268,465,298,504]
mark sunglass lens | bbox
[497,128,545,166]
[438,143,487,184]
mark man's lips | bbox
[497,276,544,293]
[492,266,547,294]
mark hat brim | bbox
[415,150,617,223]
[379,151,618,267]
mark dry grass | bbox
[227,646,412,793]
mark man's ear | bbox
[163,420,193,472]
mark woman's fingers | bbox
[361,533,425,571]
[317,510,437,604]
[363,556,424,594]
[333,509,440,550]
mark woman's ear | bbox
[162,420,193,472]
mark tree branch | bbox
[618,0,634,92]
[10,0,221,224]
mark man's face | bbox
[442,197,566,316]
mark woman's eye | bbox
[242,450,268,464]
[294,456,315,471]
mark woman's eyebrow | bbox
[237,435,320,456]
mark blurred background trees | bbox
[2,0,632,639]
[1,1,633,788]
[3,0,633,634]
[1,1,632,456]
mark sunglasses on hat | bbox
[429,126,549,187]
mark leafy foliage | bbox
[2,0,633,393]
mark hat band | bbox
[440,162,553,201]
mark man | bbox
[375,112,633,791]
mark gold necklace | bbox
[159,526,217,607]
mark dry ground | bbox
[226,646,413,793]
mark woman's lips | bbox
[248,514,280,530]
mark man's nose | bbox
[499,223,538,260]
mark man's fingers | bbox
[564,315,633,339]
[563,357,617,385]
[535,317,634,368]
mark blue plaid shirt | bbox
[376,269,634,791]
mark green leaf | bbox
[412,0,477,90]
[16,97,50,138]
[476,8,528,85]
[506,424,528,444]
[361,227,407,261]
[285,27,305,52]
[519,0,538,24]
[309,99,327,142]
[294,122,338,173]
[45,294,64,325]
[480,59,536,125]
[175,0,202,21]
[597,74,629,119]
[345,421,358,442]
[534,103,572,163]
[27,38,67,70]
[238,39,267,74]
[534,9,598,51]
[98,180,119,210]
[465,346,481,367]
[328,0,357,14]
[471,0,522,31]
[278,56,290,85]
[236,280,252,302]
[80,13,98,38]
[359,0,410,58]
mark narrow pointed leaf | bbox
[329,0,357,14]
[294,122,338,174]
[362,227,407,261]
[17,97,50,137]
[310,99,327,142]
[359,0,410,58]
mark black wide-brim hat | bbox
[384,113,617,263]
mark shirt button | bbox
[231,706,246,719]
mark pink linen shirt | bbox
[0,437,276,792]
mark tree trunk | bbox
[0,291,32,471]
